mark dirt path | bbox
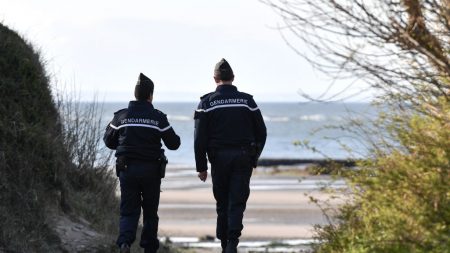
[51,214,111,252]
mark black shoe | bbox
[120,243,130,253]
[225,239,238,253]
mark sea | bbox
[101,102,377,166]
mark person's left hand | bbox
[198,171,208,182]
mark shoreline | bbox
[257,158,358,167]
[166,157,358,170]
[155,165,347,252]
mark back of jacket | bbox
[104,101,180,161]
[194,85,267,171]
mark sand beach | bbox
[157,165,347,252]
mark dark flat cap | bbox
[135,73,154,100]
[214,58,234,81]
[137,73,153,86]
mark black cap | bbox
[214,58,234,81]
[134,73,154,100]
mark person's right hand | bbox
[198,171,208,182]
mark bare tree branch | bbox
[261,0,450,105]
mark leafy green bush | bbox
[314,100,450,253]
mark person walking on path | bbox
[194,59,267,253]
[104,73,180,253]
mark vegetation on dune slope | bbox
[0,22,183,253]
[0,22,118,252]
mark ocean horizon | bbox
[100,102,377,166]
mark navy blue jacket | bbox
[104,101,180,160]
[194,85,267,172]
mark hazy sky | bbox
[0,0,369,102]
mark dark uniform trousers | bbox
[117,159,161,252]
[210,148,253,242]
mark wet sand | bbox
[158,166,346,241]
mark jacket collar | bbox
[215,84,237,92]
[128,100,154,109]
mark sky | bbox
[0,0,370,102]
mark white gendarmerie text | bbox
[121,118,159,126]
[210,98,248,107]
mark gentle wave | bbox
[168,114,293,122]
[299,114,326,121]
[167,114,331,122]
[161,113,345,123]
[167,115,193,121]
[263,116,290,122]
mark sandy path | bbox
[158,173,345,240]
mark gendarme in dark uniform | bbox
[194,59,267,253]
[104,73,180,253]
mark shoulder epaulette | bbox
[154,108,167,116]
[114,108,127,115]
[240,92,253,98]
[200,92,214,100]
